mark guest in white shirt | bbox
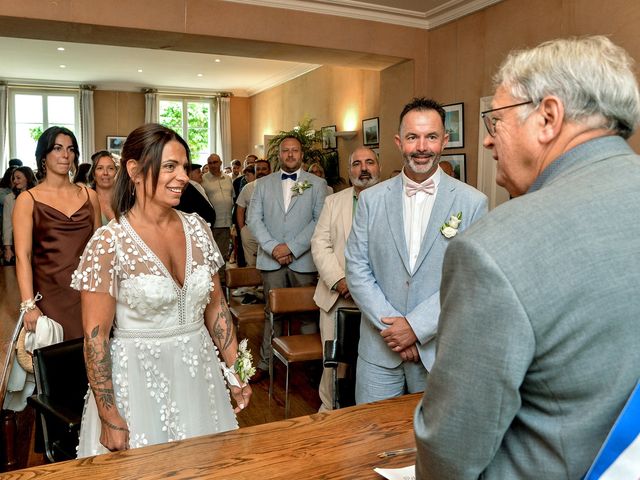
[236,160,271,267]
[202,153,234,276]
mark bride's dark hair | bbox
[112,123,191,220]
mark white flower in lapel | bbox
[291,180,312,196]
[441,212,462,238]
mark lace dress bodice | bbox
[71,212,224,332]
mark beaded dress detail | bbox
[71,211,237,457]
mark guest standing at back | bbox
[13,126,101,340]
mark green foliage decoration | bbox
[265,117,331,173]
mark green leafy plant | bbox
[265,117,333,173]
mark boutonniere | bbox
[440,212,462,238]
[291,180,312,196]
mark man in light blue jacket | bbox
[345,98,488,404]
[247,136,327,378]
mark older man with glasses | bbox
[415,36,640,479]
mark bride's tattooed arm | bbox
[81,291,129,451]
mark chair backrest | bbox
[269,286,319,315]
[33,338,87,410]
[225,267,263,289]
[334,307,361,409]
[334,307,361,364]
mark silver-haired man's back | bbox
[414,35,640,479]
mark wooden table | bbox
[1,393,421,479]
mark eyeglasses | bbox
[481,100,534,137]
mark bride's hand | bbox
[99,414,130,452]
[230,382,252,413]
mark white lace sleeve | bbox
[70,223,120,297]
[187,213,225,275]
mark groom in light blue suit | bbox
[345,98,487,404]
[247,136,327,377]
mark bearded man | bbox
[345,97,488,403]
[311,146,381,411]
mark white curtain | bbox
[79,86,95,164]
[0,83,7,170]
[145,90,158,123]
[216,96,231,164]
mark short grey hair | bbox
[348,147,380,166]
[494,35,640,138]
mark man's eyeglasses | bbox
[481,100,534,137]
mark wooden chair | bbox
[225,267,265,334]
[27,338,87,462]
[323,307,361,409]
[268,286,322,418]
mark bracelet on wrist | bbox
[19,292,42,314]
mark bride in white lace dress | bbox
[71,124,252,457]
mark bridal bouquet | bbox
[234,339,256,384]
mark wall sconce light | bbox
[334,131,357,140]
[254,144,264,149]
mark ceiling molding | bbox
[222,0,503,29]
[245,64,321,96]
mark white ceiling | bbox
[1,0,501,96]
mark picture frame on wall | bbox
[321,125,337,150]
[107,136,127,155]
[443,103,464,149]
[440,153,466,183]
[362,117,380,146]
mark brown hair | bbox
[112,124,190,219]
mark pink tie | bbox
[405,178,435,197]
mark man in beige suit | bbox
[311,146,381,411]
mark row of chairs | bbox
[26,267,362,462]
[225,267,361,417]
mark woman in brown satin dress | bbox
[13,126,101,340]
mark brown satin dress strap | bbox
[29,187,95,340]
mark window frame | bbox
[8,88,80,168]
[157,95,216,162]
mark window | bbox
[158,97,215,163]
[9,89,80,169]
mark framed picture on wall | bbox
[107,136,127,155]
[440,154,466,182]
[321,125,337,150]
[443,103,464,149]
[362,117,380,146]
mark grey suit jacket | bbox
[415,136,640,479]
[247,170,327,272]
[345,173,488,370]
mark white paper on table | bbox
[374,465,416,480]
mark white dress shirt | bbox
[402,168,441,273]
[201,172,234,228]
[281,168,302,212]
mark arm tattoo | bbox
[211,297,234,351]
[99,415,129,432]
[85,325,116,411]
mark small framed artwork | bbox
[321,125,337,150]
[443,103,464,149]
[440,154,466,183]
[362,117,380,146]
[107,136,127,155]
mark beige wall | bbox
[230,96,250,161]
[426,0,640,185]
[250,66,380,180]
[93,91,145,152]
